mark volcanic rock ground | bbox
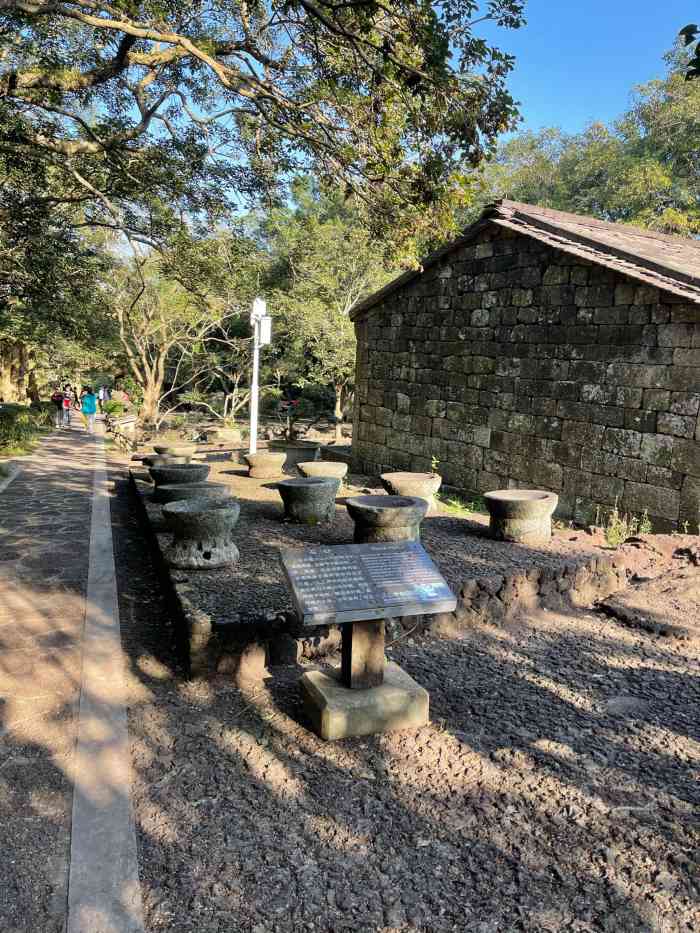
[111,453,700,933]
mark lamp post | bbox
[249,297,272,455]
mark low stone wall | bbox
[430,553,629,637]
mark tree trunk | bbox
[140,380,161,424]
[334,385,344,442]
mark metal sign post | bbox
[249,297,271,455]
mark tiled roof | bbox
[350,199,700,320]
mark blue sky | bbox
[481,0,694,133]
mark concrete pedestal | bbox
[300,661,429,741]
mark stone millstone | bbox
[244,451,286,479]
[277,477,340,524]
[153,481,231,506]
[346,495,429,543]
[149,462,210,488]
[380,471,442,512]
[298,460,348,482]
[301,661,429,741]
[153,443,198,457]
[162,497,241,569]
[484,489,559,545]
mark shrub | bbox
[30,401,55,427]
[0,404,49,454]
[103,400,125,417]
[599,501,653,548]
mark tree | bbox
[680,23,700,78]
[0,0,525,263]
[468,51,700,236]
[265,180,393,438]
[105,225,272,424]
[108,259,225,424]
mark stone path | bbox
[0,427,142,932]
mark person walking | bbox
[62,384,73,426]
[97,385,105,413]
[50,385,64,428]
[80,386,98,434]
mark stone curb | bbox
[68,438,144,933]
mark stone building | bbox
[350,200,700,531]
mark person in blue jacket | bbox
[80,386,98,434]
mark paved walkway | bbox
[0,427,142,933]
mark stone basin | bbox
[380,471,442,511]
[346,495,429,543]
[153,481,231,506]
[298,460,348,482]
[244,451,286,479]
[153,444,198,457]
[142,454,191,468]
[162,498,241,569]
[484,489,559,545]
[277,477,340,524]
[269,441,320,473]
[149,462,210,488]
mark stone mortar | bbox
[153,481,232,506]
[162,497,241,570]
[129,468,670,680]
[277,477,341,524]
[346,495,429,543]
[380,471,442,512]
[149,462,210,488]
[142,454,191,468]
[298,460,348,482]
[269,441,321,473]
[484,489,559,545]
[153,444,198,457]
[244,451,286,479]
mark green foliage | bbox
[599,502,654,549]
[103,400,125,417]
[436,493,486,517]
[0,404,50,455]
[28,402,55,427]
[470,52,700,235]
[262,181,395,416]
[0,0,525,266]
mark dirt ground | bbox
[110,459,700,933]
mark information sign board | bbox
[279,541,456,626]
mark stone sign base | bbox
[300,661,429,741]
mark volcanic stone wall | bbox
[352,227,700,531]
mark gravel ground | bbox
[112,457,700,933]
